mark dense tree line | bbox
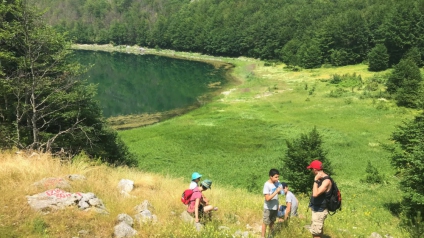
[0,0,135,165]
[32,0,424,69]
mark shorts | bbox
[309,209,328,235]
[263,209,278,225]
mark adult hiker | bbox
[307,160,332,238]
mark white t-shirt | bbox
[285,191,298,216]
[189,181,198,189]
[263,181,279,210]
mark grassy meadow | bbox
[108,45,418,237]
[29,44,417,237]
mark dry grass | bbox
[0,150,292,237]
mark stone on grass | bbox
[68,174,86,181]
[118,179,134,195]
[134,200,153,213]
[113,222,137,238]
[117,214,134,226]
[180,211,194,223]
[27,189,108,214]
[370,232,383,238]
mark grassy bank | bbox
[74,44,416,237]
[0,150,320,237]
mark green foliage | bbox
[328,88,347,98]
[368,44,389,72]
[299,42,322,69]
[361,161,383,184]
[330,49,350,67]
[29,0,424,68]
[281,127,333,194]
[403,46,423,67]
[386,59,423,108]
[0,1,134,165]
[330,73,363,92]
[281,39,301,66]
[32,217,48,235]
[246,172,261,193]
[364,74,387,92]
[389,112,424,225]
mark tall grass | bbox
[2,151,314,237]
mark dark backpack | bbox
[323,176,342,215]
[181,189,196,205]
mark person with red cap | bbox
[306,160,332,238]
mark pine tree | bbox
[389,112,424,233]
[368,44,389,72]
[281,127,333,194]
[386,59,423,108]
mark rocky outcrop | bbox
[26,189,108,214]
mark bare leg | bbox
[261,223,267,238]
[203,205,214,212]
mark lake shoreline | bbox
[72,44,250,129]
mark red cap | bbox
[307,160,323,170]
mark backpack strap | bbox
[188,190,201,205]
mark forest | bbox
[32,0,424,69]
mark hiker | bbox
[277,182,299,222]
[262,169,282,238]
[189,172,202,189]
[307,160,332,238]
[187,179,217,224]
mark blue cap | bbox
[191,172,202,180]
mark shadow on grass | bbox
[384,202,401,217]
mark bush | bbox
[361,161,383,184]
[386,59,423,108]
[388,112,424,224]
[368,44,389,72]
[281,127,333,194]
[329,88,347,98]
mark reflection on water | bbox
[73,50,228,117]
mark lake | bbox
[73,50,229,118]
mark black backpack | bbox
[323,176,342,215]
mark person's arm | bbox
[202,194,209,205]
[284,202,291,221]
[194,198,200,223]
[312,178,330,197]
[264,186,282,201]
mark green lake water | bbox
[74,50,229,117]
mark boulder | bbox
[117,214,134,226]
[68,174,86,181]
[118,179,134,195]
[27,189,108,214]
[113,222,137,238]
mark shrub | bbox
[281,127,333,194]
[329,88,347,98]
[368,44,389,72]
[388,112,424,226]
[361,161,383,184]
